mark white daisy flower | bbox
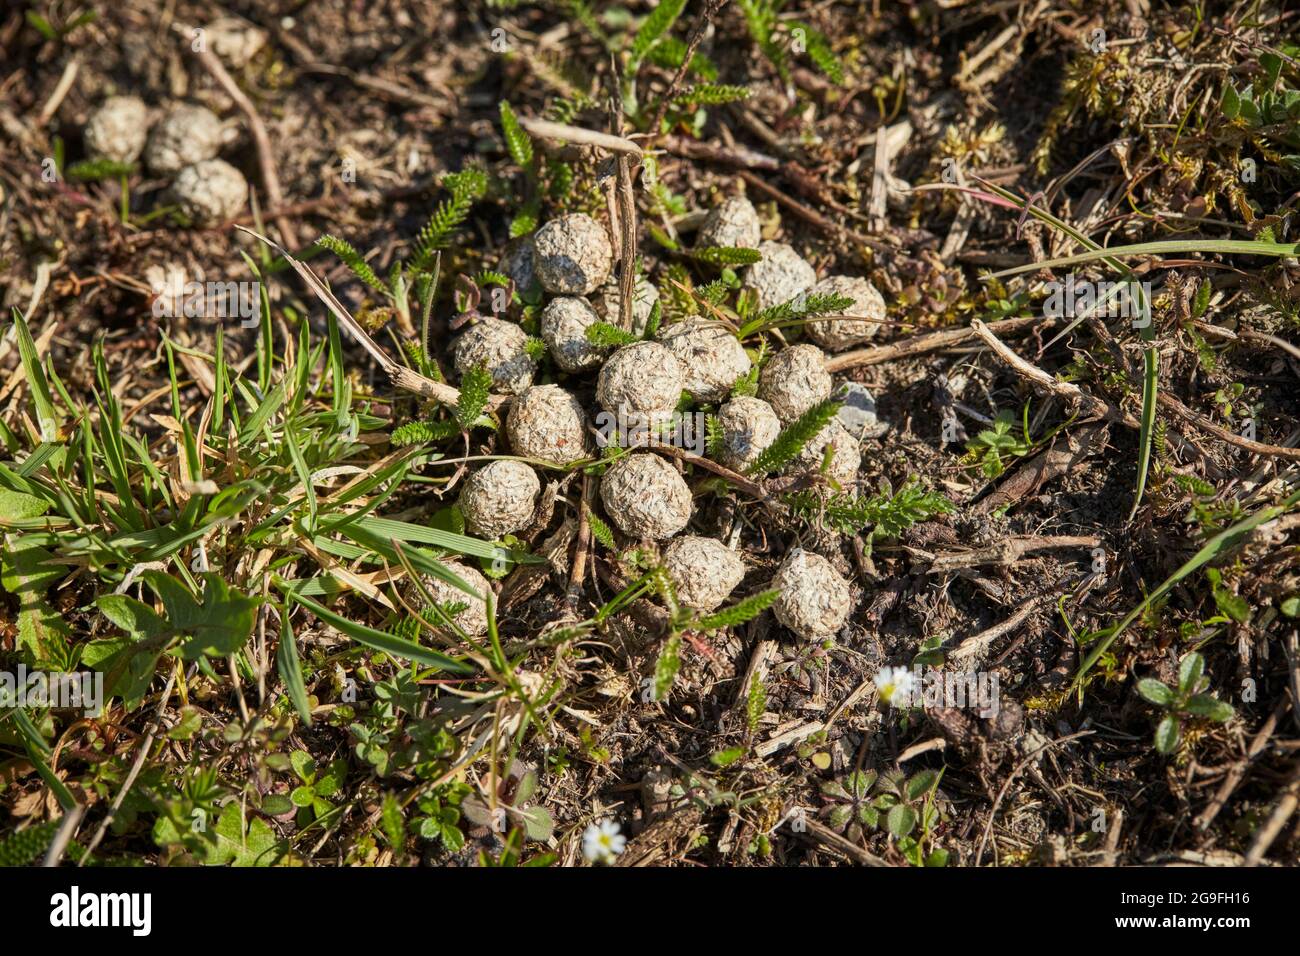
[875,666,917,706]
[582,818,626,864]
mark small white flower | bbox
[875,666,917,706]
[582,819,626,864]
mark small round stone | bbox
[758,343,833,423]
[411,560,491,637]
[834,382,888,438]
[452,317,536,395]
[146,103,224,175]
[805,275,886,351]
[204,16,268,68]
[789,419,861,486]
[663,536,745,612]
[592,276,660,335]
[596,341,684,415]
[85,96,148,164]
[172,159,248,225]
[771,548,851,640]
[599,453,692,540]
[697,195,761,249]
[715,396,781,472]
[499,236,541,300]
[541,296,606,373]
[657,319,751,403]
[742,241,815,311]
[460,460,541,539]
[533,213,614,295]
[507,384,588,464]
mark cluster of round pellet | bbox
[83,94,245,225]
[446,195,884,643]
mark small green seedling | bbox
[820,767,948,866]
[1137,651,1235,754]
[288,751,348,823]
[965,408,1033,478]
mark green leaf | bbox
[990,240,1300,279]
[142,573,259,662]
[1154,714,1181,754]
[455,362,493,432]
[1185,694,1234,722]
[1,534,71,664]
[692,246,763,266]
[1221,84,1242,119]
[845,769,877,799]
[1137,678,1175,707]
[25,11,59,41]
[283,586,474,673]
[0,489,51,520]
[904,770,938,801]
[0,819,60,866]
[499,100,534,167]
[95,594,166,637]
[885,803,917,838]
[381,792,407,850]
[1192,278,1212,318]
[81,633,168,710]
[710,746,745,767]
[1177,652,1205,695]
[793,21,845,85]
[653,633,682,700]
[1261,54,1283,93]
[587,512,616,549]
[695,589,779,631]
[66,158,135,182]
[314,234,387,294]
[516,804,553,841]
[410,168,488,271]
[671,84,752,107]
[205,802,283,866]
[746,398,843,475]
[1209,578,1252,624]
[391,419,460,446]
[630,0,686,68]
[277,609,312,725]
[584,322,640,347]
[11,309,60,442]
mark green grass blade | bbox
[1130,347,1159,522]
[10,308,59,442]
[989,239,1300,278]
[1076,487,1300,689]
[276,607,313,725]
[280,584,474,674]
[349,515,543,566]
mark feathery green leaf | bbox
[746,398,842,475]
